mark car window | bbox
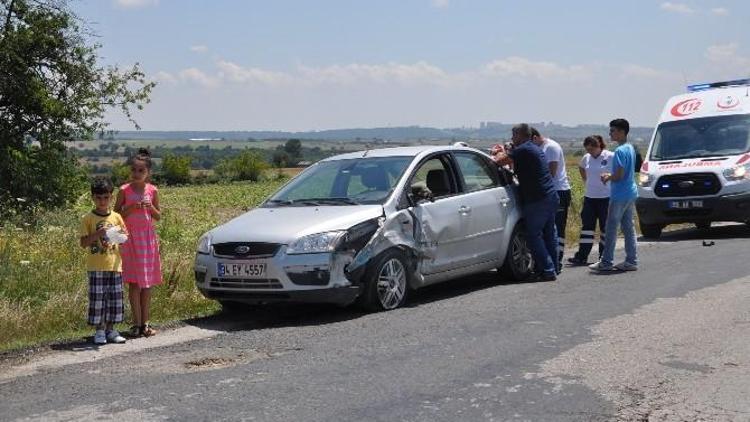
[454,152,498,192]
[265,156,412,206]
[409,156,456,199]
[651,114,750,160]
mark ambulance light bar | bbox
[687,78,750,92]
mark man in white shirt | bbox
[531,128,571,274]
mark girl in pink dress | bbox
[115,148,162,337]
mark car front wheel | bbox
[360,249,410,311]
[499,225,533,281]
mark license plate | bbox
[668,200,704,209]
[218,262,267,278]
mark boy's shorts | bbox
[88,271,124,326]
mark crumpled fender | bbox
[345,207,439,286]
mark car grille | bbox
[209,278,283,289]
[663,209,712,218]
[212,242,281,258]
[654,173,721,198]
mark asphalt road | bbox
[2,224,750,421]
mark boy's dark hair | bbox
[609,118,630,135]
[530,127,541,139]
[91,177,114,195]
[512,123,531,139]
[583,135,606,150]
[128,147,153,169]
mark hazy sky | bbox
[75,0,750,131]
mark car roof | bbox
[320,145,485,162]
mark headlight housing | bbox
[287,231,346,255]
[197,233,213,255]
[638,172,654,187]
[724,164,750,181]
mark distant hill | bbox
[113,123,654,144]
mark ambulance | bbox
[636,78,750,238]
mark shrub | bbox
[110,161,131,186]
[0,145,87,221]
[160,154,192,185]
[215,150,269,182]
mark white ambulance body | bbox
[636,79,750,238]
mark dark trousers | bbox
[555,189,571,271]
[573,197,609,262]
[522,194,559,276]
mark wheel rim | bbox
[376,258,407,310]
[512,233,533,274]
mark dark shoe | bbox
[541,272,557,282]
[128,325,143,338]
[567,257,587,266]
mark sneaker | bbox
[588,261,615,272]
[106,330,127,344]
[567,257,587,266]
[615,261,638,271]
[93,329,107,345]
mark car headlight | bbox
[287,231,346,255]
[638,172,654,187]
[197,233,213,255]
[723,164,750,181]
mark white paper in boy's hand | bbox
[105,226,128,244]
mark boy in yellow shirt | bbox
[79,177,129,345]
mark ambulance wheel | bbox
[640,223,663,239]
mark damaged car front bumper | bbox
[194,246,361,305]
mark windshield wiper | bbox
[295,197,360,205]
[265,199,295,206]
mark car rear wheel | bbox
[640,223,663,239]
[359,249,410,311]
[499,225,533,281]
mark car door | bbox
[452,151,509,265]
[407,154,473,275]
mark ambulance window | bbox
[650,115,750,160]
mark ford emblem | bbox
[235,245,251,254]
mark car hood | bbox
[209,205,384,245]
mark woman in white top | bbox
[568,135,614,265]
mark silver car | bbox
[194,145,532,311]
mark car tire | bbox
[359,248,410,311]
[499,225,533,281]
[640,223,663,239]
[695,221,711,230]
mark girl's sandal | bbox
[141,324,157,337]
[128,325,143,338]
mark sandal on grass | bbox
[141,324,157,337]
[128,325,143,337]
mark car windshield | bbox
[650,114,750,161]
[264,156,413,206]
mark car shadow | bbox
[640,222,750,243]
[182,270,542,333]
[405,270,539,308]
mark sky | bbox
[73,0,750,131]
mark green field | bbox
[0,179,288,352]
[0,162,609,352]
